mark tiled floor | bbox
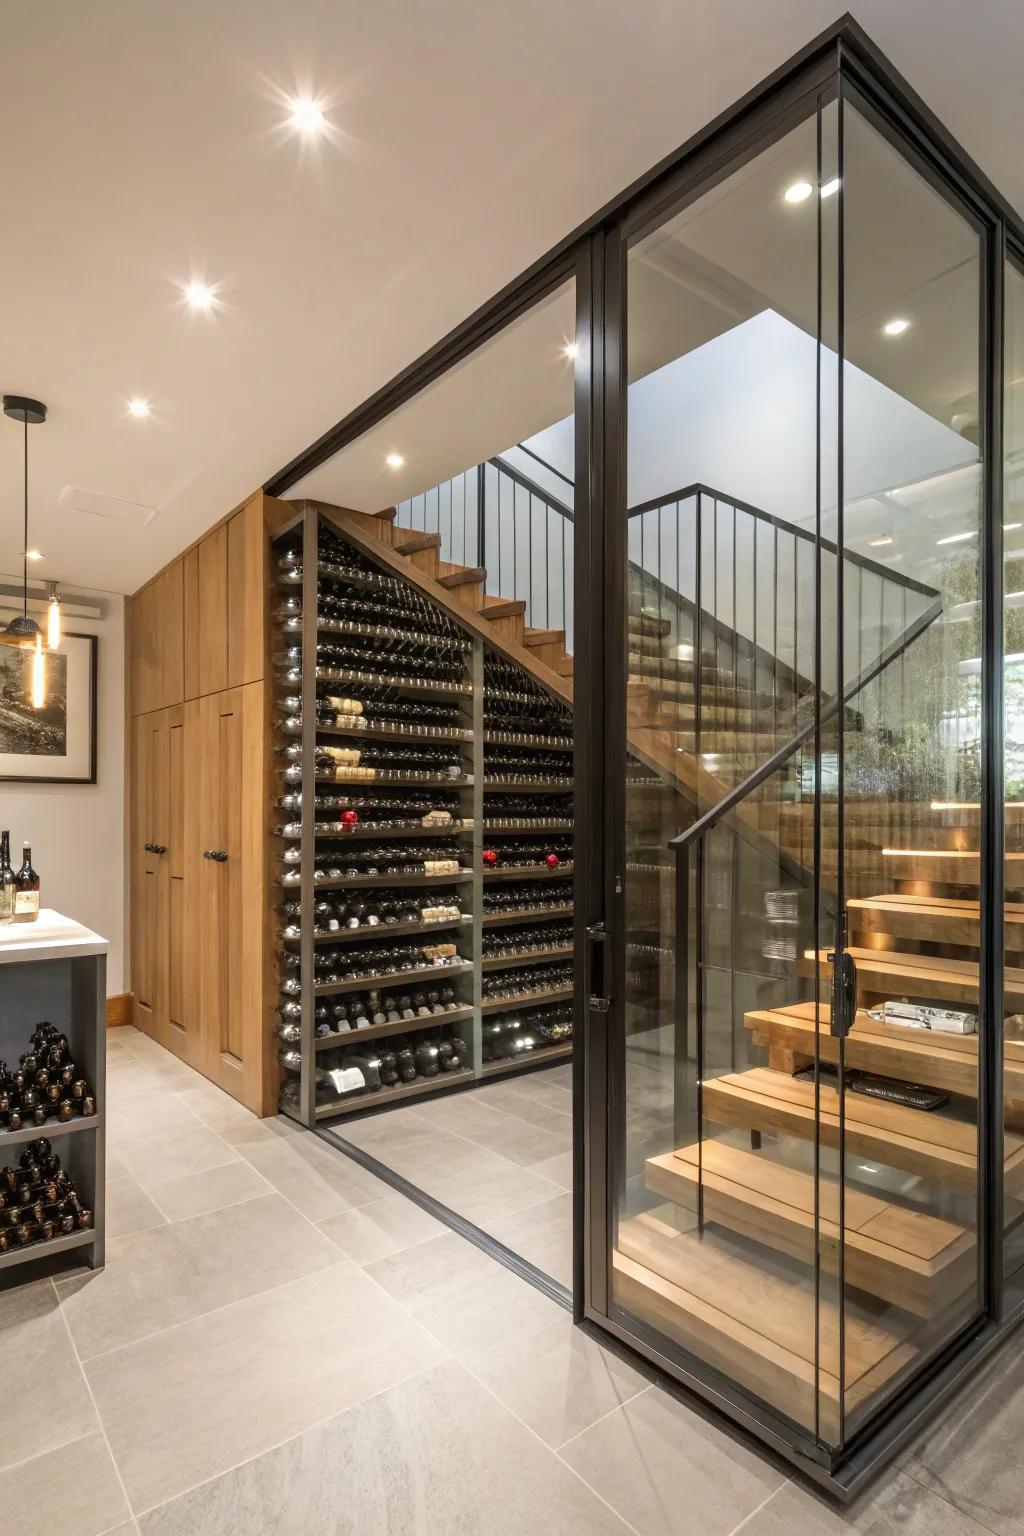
[3,1025,1024,1535]
[334,1061,575,1287]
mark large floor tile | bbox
[410,1093,570,1166]
[318,1190,447,1264]
[559,1385,786,1536]
[106,1090,200,1149]
[106,1055,197,1096]
[741,1471,996,1535]
[485,1192,573,1286]
[466,1311,650,1448]
[145,1158,272,1222]
[0,1278,98,1470]
[115,1123,239,1190]
[136,1358,632,1536]
[88,1262,447,1513]
[56,1193,340,1359]
[366,1230,557,1356]
[105,1174,167,1240]
[530,1148,573,1190]
[0,1431,130,1536]
[173,1081,267,1140]
[237,1129,389,1220]
[901,1344,1024,1535]
[472,1080,574,1134]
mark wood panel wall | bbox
[126,490,294,1115]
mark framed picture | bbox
[0,630,97,784]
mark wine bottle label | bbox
[14,891,39,917]
[421,810,453,826]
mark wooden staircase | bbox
[616,797,1021,1438]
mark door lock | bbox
[203,850,229,862]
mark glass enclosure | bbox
[266,19,1024,1492]
[607,73,991,1463]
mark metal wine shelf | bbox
[482,862,574,881]
[481,946,573,971]
[314,1004,475,1051]
[312,960,474,997]
[313,720,473,746]
[307,773,474,789]
[480,984,574,1013]
[313,667,473,698]
[481,779,573,793]
[483,819,574,833]
[480,1041,573,1076]
[284,916,471,947]
[0,1113,100,1149]
[294,870,474,891]
[314,1066,475,1118]
[482,904,574,926]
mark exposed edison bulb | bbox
[47,588,61,649]
[31,632,45,710]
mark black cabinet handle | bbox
[144,842,168,855]
[203,850,229,862]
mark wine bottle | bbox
[13,843,39,923]
[0,832,15,925]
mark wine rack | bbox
[272,509,575,1124]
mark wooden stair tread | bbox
[614,1212,915,1434]
[849,894,1024,949]
[481,598,527,619]
[701,1066,1024,1191]
[808,946,1024,1004]
[523,628,565,648]
[746,1001,1024,1108]
[393,531,442,555]
[437,564,487,588]
[372,507,398,523]
[647,1143,972,1316]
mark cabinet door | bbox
[185,683,265,1106]
[128,562,184,715]
[130,711,168,1031]
[183,525,229,698]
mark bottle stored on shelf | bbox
[0,1022,95,1132]
[12,841,39,923]
[0,831,15,925]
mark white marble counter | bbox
[0,908,109,964]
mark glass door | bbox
[595,73,989,1466]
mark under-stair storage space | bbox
[271,507,576,1126]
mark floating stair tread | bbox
[746,1000,1024,1106]
[393,531,443,555]
[437,565,487,588]
[701,1067,1024,1191]
[808,946,1024,1005]
[372,507,398,523]
[481,598,527,619]
[647,1144,972,1317]
[848,893,1024,948]
[614,1213,914,1433]
[523,629,565,648]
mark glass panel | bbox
[1004,257,1024,1297]
[277,278,577,1291]
[613,104,844,1440]
[839,93,984,1423]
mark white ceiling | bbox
[3,2,1024,595]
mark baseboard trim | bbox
[106,993,133,1028]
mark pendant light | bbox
[3,395,48,709]
[47,582,61,648]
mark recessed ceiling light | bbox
[183,280,215,312]
[127,398,151,418]
[883,317,910,336]
[784,180,813,204]
[288,96,326,136]
[936,530,975,546]
[820,177,841,198]
[24,549,43,562]
[869,536,893,547]
[563,341,579,360]
[385,453,405,470]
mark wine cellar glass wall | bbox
[272,510,575,1125]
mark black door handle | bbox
[203,850,229,862]
[587,920,610,1012]
[828,949,858,1038]
[144,842,167,854]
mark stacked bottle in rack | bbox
[480,651,575,1070]
[273,524,475,1118]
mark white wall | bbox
[0,581,124,993]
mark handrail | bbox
[486,456,574,520]
[513,441,575,490]
[667,594,943,852]
[631,481,939,600]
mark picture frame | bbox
[0,629,98,784]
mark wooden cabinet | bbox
[130,705,193,1061]
[183,496,266,701]
[128,491,291,1115]
[182,684,266,1105]
[128,560,184,716]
